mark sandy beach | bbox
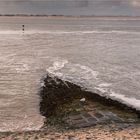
[0,124,139,140]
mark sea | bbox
[0,0,140,132]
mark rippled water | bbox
[0,17,140,131]
[0,0,140,16]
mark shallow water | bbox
[1,0,140,16]
[0,17,140,131]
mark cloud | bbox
[130,0,140,7]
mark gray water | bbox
[0,17,140,132]
[0,0,140,16]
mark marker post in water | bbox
[22,25,25,33]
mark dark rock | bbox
[40,75,83,117]
[94,112,104,119]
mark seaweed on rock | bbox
[40,75,83,117]
[39,74,140,118]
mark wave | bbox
[46,58,140,111]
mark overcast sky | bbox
[0,0,140,16]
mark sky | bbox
[0,0,140,16]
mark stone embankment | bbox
[40,74,140,129]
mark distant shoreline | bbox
[1,14,140,18]
[1,15,140,21]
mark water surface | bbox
[0,17,140,131]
